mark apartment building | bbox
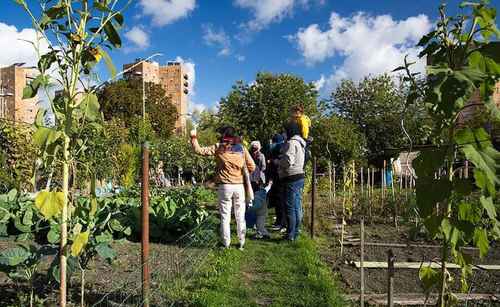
[0,63,39,124]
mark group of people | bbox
[190,105,311,250]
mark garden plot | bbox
[318,222,500,306]
[0,238,216,306]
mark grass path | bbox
[166,232,345,307]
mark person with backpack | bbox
[279,122,307,241]
[267,134,287,232]
[190,127,255,250]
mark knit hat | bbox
[272,133,285,144]
[250,141,261,151]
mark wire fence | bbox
[84,215,219,307]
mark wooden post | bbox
[368,168,372,222]
[341,165,346,256]
[387,249,395,307]
[141,142,151,307]
[464,160,469,178]
[360,217,365,307]
[328,161,333,217]
[310,157,316,239]
[352,160,356,211]
[404,172,408,201]
[361,166,364,196]
[391,162,397,230]
[333,166,337,215]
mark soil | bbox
[317,221,500,306]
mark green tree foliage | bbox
[0,120,37,193]
[218,72,320,143]
[98,78,178,139]
[311,115,366,166]
[196,110,220,145]
[330,75,431,160]
[400,1,500,305]
[154,137,215,184]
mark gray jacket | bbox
[278,135,306,179]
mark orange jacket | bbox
[191,138,256,184]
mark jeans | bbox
[285,178,305,240]
[218,184,246,247]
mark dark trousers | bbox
[285,178,305,240]
[269,181,286,227]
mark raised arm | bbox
[190,130,217,156]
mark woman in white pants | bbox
[190,127,256,250]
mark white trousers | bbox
[218,184,246,247]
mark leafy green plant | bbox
[107,186,214,242]
[399,1,500,305]
[0,189,45,241]
[0,244,55,307]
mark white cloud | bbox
[124,26,150,50]
[235,55,246,62]
[235,0,313,32]
[0,22,50,68]
[139,0,196,27]
[175,56,196,97]
[313,74,326,91]
[190,102,206,113]
[202,24,231,56]
[290,12,432,93]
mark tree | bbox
[0,120,37,192]
[331,75,431,161]
[311,115,366,166]
[218,72,320,143]
[98,79,177,138]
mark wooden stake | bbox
[340,165,346,256]
[361,166,364,196]
[360,217,365,307]
[387,249,395,307]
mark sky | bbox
[0,0,498,112]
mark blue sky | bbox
[0,0,498,111]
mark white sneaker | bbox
[238,243,245,251]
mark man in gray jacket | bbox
[279,122,306,241]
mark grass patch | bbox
[163,234,345,306]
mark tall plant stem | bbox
[60,135,70,307]
[80,267,85,307]
[439,240,448,307]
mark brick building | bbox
[0,64,39,124]
[123,59,189,134]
